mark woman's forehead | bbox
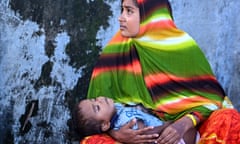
[122,0,138,6]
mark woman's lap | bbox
[81,134,121,144]
[198,108,240,144]
[80,108,240,144]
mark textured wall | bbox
[0,0,240,143]
[169,0,240,110]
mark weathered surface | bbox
[0,0,111,143]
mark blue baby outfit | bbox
[111,103,164,130]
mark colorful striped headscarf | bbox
[87,0,225,121]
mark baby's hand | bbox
[109,118,159,144]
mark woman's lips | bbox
[120,25,127,30]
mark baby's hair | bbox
[72,100,103,137]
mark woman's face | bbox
[118,0,140,37]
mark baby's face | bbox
[79,97,115,122]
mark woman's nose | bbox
[118,14,125,22]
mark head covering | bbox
[87,0,225,120]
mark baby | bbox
[72,96,196,144]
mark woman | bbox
[83,0,240,143]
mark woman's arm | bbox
[156,114,199,144]
[108,118,159,144]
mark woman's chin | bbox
[121,32,138,38]
[120,31,131,38]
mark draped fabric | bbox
[198,108,240,144]
[81,134,120,144]
[87,0,225,121]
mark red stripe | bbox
[144,73,217,88]
[137,0,145,4]
[92,60,142,78]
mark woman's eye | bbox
[127,9,133,15]
[121,7,133,15]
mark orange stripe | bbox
[108,31,129,45]
[199,133,225,144]
[138,20,176,36]
[156,96,221,114]
[92,60,142,78]
[144,73,217,88]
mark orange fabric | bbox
[198,108,240,144]
[80,134,121,144]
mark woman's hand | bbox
[108,118,159,144]
[156,123,183,144]
[156,115,197,144]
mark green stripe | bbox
[142,8,172,25]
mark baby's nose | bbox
[96,97,104,102]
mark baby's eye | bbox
[96,105,100,111]
[94,105,100,112]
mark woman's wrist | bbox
[185,114,197,126]
[171,116,193,135]
[108,129,118,140]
